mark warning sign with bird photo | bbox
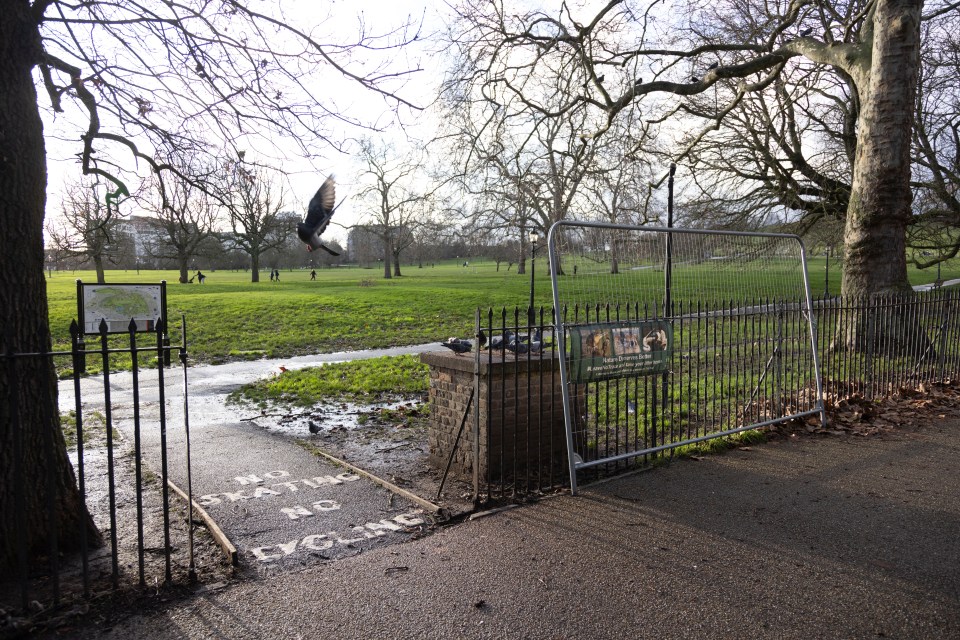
[569,321,672,383]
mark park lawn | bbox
[228,354,430,407]
[44,256,959,365]
[44,260,548,363]
[805,256,960,295]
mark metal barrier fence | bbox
[473,289,959,502]
[547,222,824,492]
[0,318,195,614]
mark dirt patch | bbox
[766,380,960,442]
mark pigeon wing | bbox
[317,243,340,256]
[304,175,336,231]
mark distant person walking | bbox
[310,270,317,281]
[196,270,205,284]
[274,269,280,282]
[269,270,275,282]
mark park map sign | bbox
[569,320,673,383]
[77,281,166,335]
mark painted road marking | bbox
[198,472,361,506]
[250,512,427,562]
[200,468,430,564]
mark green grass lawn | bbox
[45,256,959,365]
[806,256,960,295]
[228,354,430,407]
[46,259,548,363]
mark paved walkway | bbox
[57,343,442,571]
[913,277,960,292]
[67,417,959,639]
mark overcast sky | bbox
[41,0,450,245]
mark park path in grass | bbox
[57,340,444,570]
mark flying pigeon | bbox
[297,175,340,255]
[707,62,719,70]
[690,76,700,83]
[441,337,472,355]
[800,27,813,36]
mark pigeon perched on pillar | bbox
[297,175,340,255]
[441,337,472,355]
[479,330,515,350]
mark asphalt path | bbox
[64,417,960,639]
[58,342,440,569]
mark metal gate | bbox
[547,222,826,493]
[1,317,195,613]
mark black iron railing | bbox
[0,318,193,614]
[472,289,959,502]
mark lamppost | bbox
[529,230,539,327]
[824,246,831,296]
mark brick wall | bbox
[420,350,571,487]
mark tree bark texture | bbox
[251,252,261,282]
[0,3,100,569]
[382,232,392,279]
[392,250,402,277]
[841,0,921,299]
[93,254,105,284]
[837,0,923,351]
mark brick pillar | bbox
[420,350,571,487]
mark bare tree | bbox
[1,0,421,568]
[910,11,960,268]
[441,102,604,274]
[676,67,853,232]
[219,161,289,282]
[407,219,447,268]
[442,0,942,347]
[661,6,958,272]
[444,0,946,294]
[51,180,127,284]
[355,138,429,279]
[140,161,218,284]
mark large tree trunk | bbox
[392,249,402,277]
[250,252,260,282]
[0,3,101,570]
[178,256,189,284]
[93,254,106,284]
[841,0,920,299]
[837,0,922,351]
[382,234,392,279]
